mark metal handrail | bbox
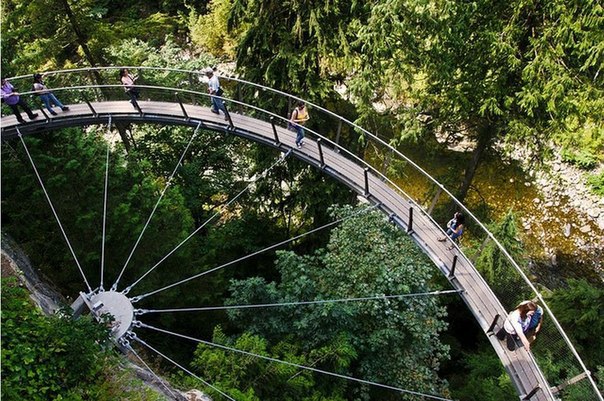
[3,68,601,400]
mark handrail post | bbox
[36,103,51,121]
[317,138,325,168]
[407,207,414,233]
[487,314,500,334]
[223,101,233,128]
[81,94,98,117]
[270,117,280,145]
[175,93,189,120]
[364,167,370,196]
[133,99,143,116]
[448,255,458,278]
[522,386,541,400]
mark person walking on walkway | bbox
[1,78,38,123]
[496,301,537,351]
[204,67,228,120]
[33,73,69,115]
[438,211,465,249]
[119,68,139,108]
[289,101,309,148]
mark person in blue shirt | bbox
[523,302,543,343]
[438,211,466,249]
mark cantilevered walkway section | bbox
[1,67,601,401]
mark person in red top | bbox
[1,78,38,123]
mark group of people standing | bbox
[1,73,69,123]
[4,67,312,150]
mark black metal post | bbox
[133,99,143,116]
[364,167,370,196]
[175,93,189,119]
[522,386,541,400]
[449,255,458,278]
[81,94,98,117]
[317,138,325,168]
[407,207,414,233]
[37,103,50,121]
[487,314,500,334]
[223,102,233,128]
[270,117,280,145]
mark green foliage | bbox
[190,326,350,401]
[188,0,241,58]
[1,0,183,75]
[474,209,526,304]
[547,279,604,370]
[219,206,451,400]
[587,171,604,196]
[1,278,164,401]
[1,128,196,297]
[449,349,515,401]
[561,149,599,170]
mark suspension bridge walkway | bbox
[1,67,600,401]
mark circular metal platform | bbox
[88,291,134,339]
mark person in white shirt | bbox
[204,67,228,120]
[496,301,537,351]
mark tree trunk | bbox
[114,122,132,153]
[457,123,493,203]
[58,0,104,86]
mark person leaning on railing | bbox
[1,77,39,123]
[496,301,537,352]
[32,73,69,116]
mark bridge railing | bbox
[3,67,601,400]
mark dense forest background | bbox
[1,0,603,400]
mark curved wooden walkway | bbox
[1,100,555,400]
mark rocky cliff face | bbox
[1,233,203,401]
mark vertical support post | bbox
[364,167,370,196]
[449,255,458,278]
[175,93,189,120]
[427,186,443,215]
[317,138,325,168]
[223,102,233,128]
[407,207,414,233]
[37,103,50,121]
[81,94,98,117]
[133,99,143,116]
[522,386,541,400]
[270,117,280,145]
[487,314,500,334]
